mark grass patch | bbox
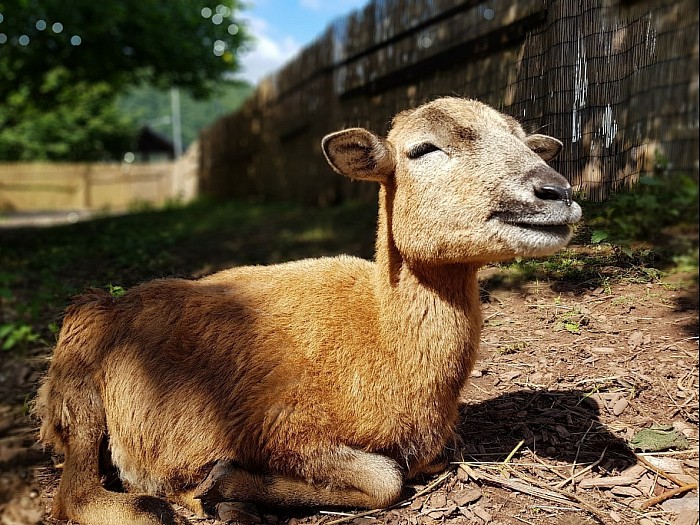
[0,198,377,351]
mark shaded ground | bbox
[0,200,697,525]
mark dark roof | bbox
[136,126,174,155]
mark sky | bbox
[237,0,369,84]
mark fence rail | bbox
[0,143,199,212]
[200,0,698,204]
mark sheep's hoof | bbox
[192,459,238,500]
[215,502,261,524]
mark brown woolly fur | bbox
[35,97,581,525]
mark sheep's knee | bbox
[342,450,403,508]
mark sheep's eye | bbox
[406,143,441,159]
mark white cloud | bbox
[300,0,368,13]
[238,16,302,85]
[299,0,322,9]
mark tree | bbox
[0,69,135,161]
[0,0,249,160]
[118,83,253,151]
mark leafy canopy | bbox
[0,0,249,160]
[0,0,248,98]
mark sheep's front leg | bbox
[194,447,403,510]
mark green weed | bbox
[498,341,528,355]
[586,172,698,247]
[0,322,40,351]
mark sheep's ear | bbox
[322,128,395,183]
[525,134,563,161]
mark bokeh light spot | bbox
[213,39,226,56]
[52,22,63,33]
[227,23,238,35]
[19,34,30,46]
[123,152,135,163]
[71,35,81,46]
[212,13,223,25]
[36,19,47,31]
[483,8,495,20]
[0,33,7,44]
[201,7,212,18]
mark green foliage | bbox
[586,173,699,246]
[0,321,39,351]
[107,284,126,297]
[0,0,249,160]
[117,83,253,149]
[0,69,135,160]
[0,0,249,100]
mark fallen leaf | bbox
[471,504,492,523]
[628,331,644,349]
[612,397,629,415]
[452,487,482,506]
[610,485,642,497]
[427,493,447,509]
[673,509,699,525]
[642,456,686,474]
[661,494,699,514]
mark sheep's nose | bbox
[535,184,573,206]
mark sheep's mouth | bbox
[490,203,581,238]
[490,210,575,235]
[498,221,572,237]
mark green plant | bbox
[0,322,40,351]
[107,284,126,297]
[498,341,528,355]
[587,173,699,247]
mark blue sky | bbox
[238,0,368,84]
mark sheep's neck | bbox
[373,187,481,399]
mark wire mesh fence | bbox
[200,0,698,204]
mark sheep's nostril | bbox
[535,185,573,207]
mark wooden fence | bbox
[0,143,199,212]
[200,0,698,204]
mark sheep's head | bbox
[322,97,582,265]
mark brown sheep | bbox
[35,97,582,525]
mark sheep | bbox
[35,97,582,525]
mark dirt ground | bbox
[0,246,697,525]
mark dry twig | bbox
[474,466,609,524]
[639,483,698,510]
[635,453,693,488]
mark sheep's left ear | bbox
[322,128,395,183]
[525,134,563,161]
